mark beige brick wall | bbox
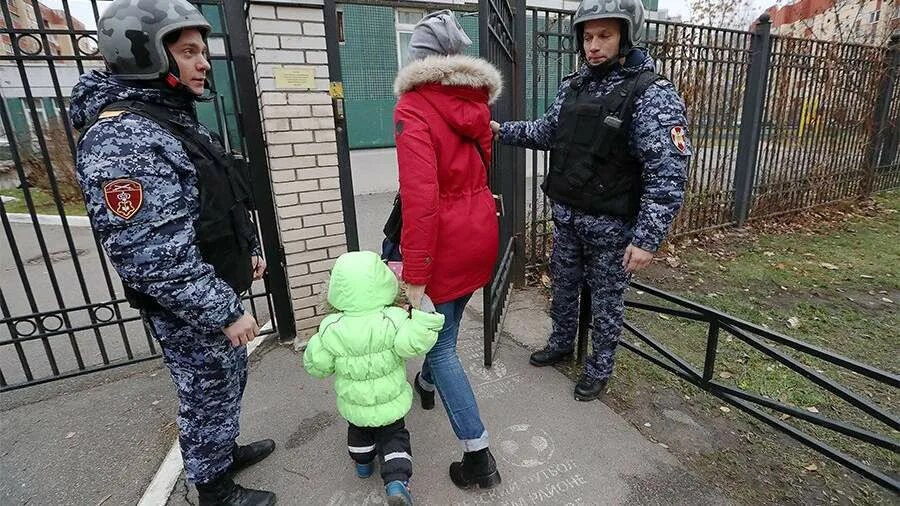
[249,0,346,340]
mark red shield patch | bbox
[670,126,688,154]
[103,179,143,220]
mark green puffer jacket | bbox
[303,251,445,427]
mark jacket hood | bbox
[394,54,503,104]
[69,70,192,130]
[327,251,399,313]
[394,55,501,144]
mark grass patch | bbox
[1,188,86,216]
[543,190,899,504]
[616,190,899,504]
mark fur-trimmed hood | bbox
[393,54,503,104]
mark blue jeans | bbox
[419,294,490,452]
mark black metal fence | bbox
[481,0,526,367]
[570,283,899,492]
[524,11,900,270]
[0,0,292,391]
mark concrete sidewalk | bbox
[167,298,728,506]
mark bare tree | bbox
[688,0,758,29]
[775,0,897,46]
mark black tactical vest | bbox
[83,100,257,311]
[543,70,662,218]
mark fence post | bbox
[863,32,900,196]
[511,0,528,287]
[732,14,773,227]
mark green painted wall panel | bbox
[339,6,481,149]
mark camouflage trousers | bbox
[147,310,248,484]
[547,216,631,381]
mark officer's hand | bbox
[405,284,427,310]
[623,244,653,274]
[223,313,259,348]
[490,120,501,139]
[252,255,267,280]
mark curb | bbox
[5,213,91,227]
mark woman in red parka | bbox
[393,10,502,490]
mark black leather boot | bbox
[229,439,276,474]
[528,346,574,367]
[414,372,435,410]
[449,448,502,490]
[196,474,276,506]
[574,375,608,402]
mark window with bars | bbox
[396,8,424,69]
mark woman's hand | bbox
[490,120,501,139]
[406,284,427,309]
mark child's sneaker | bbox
[385,480,412,505]
[356,462,374,478]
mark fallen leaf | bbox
[859,275,874,279]
[882,298,894,304]
[767,365,775,372]
[763,251,775,257]
[644,422,652,427]
[719,406,731,413]
[787,317,801,329]
[65,432,76,439]
[805,463,818,472]
[820,262,839,270]
[779,414,791,421]
[806,406,820,413]
[658,443,670,449]
[540,274,551,288]
[658,314,671,321]
[684,395,691,401]
[719,371,733,379]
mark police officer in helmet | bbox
[70,0,275,504]
[492,0,690,401]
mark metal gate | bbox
[481,0,525,367]
[0,0,293,391]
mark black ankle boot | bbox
[449,448,501,490]
[196,475,276,506]
[529,346,574,367]
[414,372,435,410]
[229,439,276,474]
[574,375,608,402]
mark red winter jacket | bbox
[393,55,503,305]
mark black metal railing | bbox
[524,10,900,271]
[570,282,899,492]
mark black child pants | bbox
[347,418,411,484]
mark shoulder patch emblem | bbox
[670,126,688,155]
[103,179,143,220]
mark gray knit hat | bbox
[407,10,472,62]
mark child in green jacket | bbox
[303,251,445,505]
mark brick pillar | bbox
[248,1,347,341]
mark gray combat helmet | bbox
[572,0,645,52]
[97,0,211,81]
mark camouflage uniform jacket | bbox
[499,47,690,252]
[70,70,257,332]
